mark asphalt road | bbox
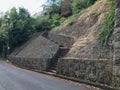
[0,60,97,90]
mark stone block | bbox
[86,73,97,82]
[114,33,120,42]
[57,58,113,86]
[113,65,120,76]
[115,8,120,27]
[114,54,120,64]
[114,28,120,34]
[115,59,120,65]
[75,70,85,79]
[113,76,120,88]
[114,49,120,55]
[114,42,120,49]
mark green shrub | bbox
[72,0,88,13]
[54,20,60,26]
[60,17,66,23]
[35,16,53,31]
[52,14,60,21]
[0,30,7,57]
[72,0,97,14]
[52,14,60,26]
[99,0,115,46]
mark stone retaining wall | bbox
[9,35,59,71]
[57,58,113,86]
[7,0,120,89]
[113,0,120,88]
[9,56,51,71]
[57,0,120,89]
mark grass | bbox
[51,14,79,31]
[99,0,115,46]
[51,12,84,32]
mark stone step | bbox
[49,69,56,73]
[50,65,57,70]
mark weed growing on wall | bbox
[99,0,115,46]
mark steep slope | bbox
[56,0,113,59]
[9,0,117,88]
[56,0,115,87]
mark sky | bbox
[0,0,47,15]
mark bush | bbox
[52,14,60,21]
[35,16,53,31]
[0,7,36,57]
[72,0,97,14]
[54,20,60,26]
[0,30,7,57]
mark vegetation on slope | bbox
[0,7,36,57]
[99,0,115,46]
[0,0,97,57]
[63,0,113,59]
[0,0,114,57]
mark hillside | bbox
[53,0,113,59]
[9,0,117,89]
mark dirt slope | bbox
[57,0,113,59]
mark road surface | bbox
[0,60,97,90]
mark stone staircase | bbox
[41,31,75,73]
[49,46,70,73]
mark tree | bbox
[0,12,4,27]
[0,18,2,27]
[10,7,35,47]
[0,30,7,57]
[43,0,62,18]
[0,7,36,57]
[72,0,97,14]
[61,0,72,17]
[35,16,53,31]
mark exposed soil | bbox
[54,0,113,59]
